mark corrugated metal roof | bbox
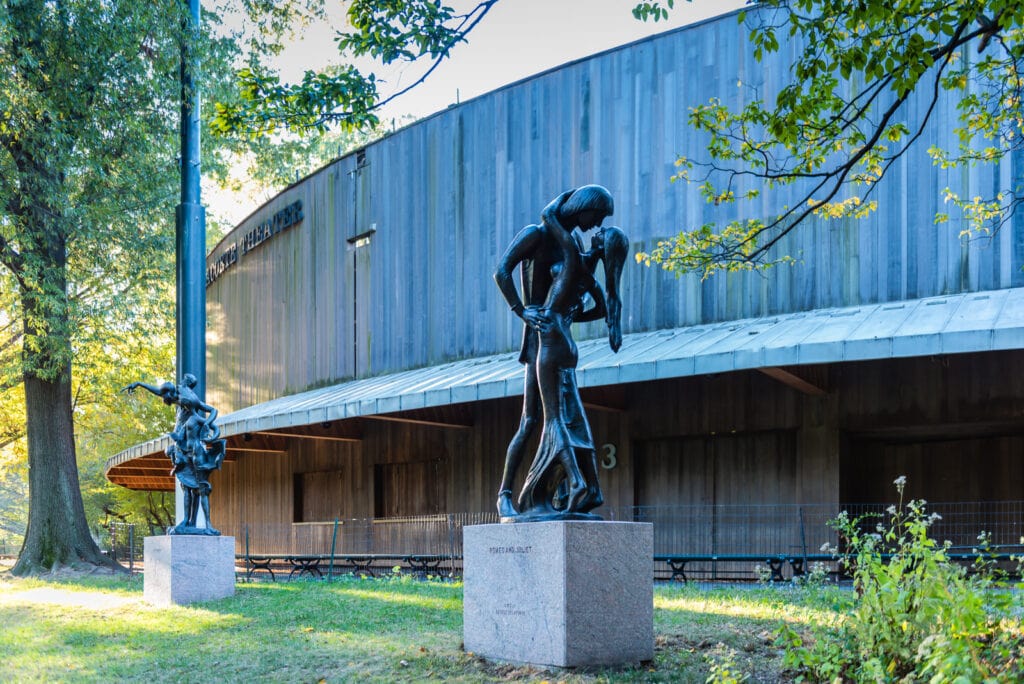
[107,288,1024,470]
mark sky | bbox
[209,0,746,225]
[274,0,747,122]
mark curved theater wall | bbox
[204,9,1023,413]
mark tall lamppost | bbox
[176,0,206,524]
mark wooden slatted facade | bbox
[207,350,1023,555]
[204,10,1024,414]
[110,10,1024,556]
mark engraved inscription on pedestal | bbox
[464,521,653,668]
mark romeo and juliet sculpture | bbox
[123,373,226,535]
[494,185,628,522]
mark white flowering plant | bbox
[778,476,1023,682]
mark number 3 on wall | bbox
[600,443,617,470]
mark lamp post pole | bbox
[175,0,206,525]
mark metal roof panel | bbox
[109,288,1024,473]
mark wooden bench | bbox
[238,554,292,581]
[654,554,843,582]
[655,554,795,582]
[237,553,459,581]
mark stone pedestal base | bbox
[144,535,235,606]
[463,521,653,668]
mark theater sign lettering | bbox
[206,199,304,286]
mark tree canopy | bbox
[212,0,500,136]
[0,0,386,568]
[634,0,1024,276]
[0,0,243,573]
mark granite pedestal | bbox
[144,535,235,606]
[463,521,653,668]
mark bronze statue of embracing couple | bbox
[494,185,628,522]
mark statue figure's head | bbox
[560,184,614,231]
[181,373,197,389]
[158,381,177,404]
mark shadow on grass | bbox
[1,577,469,682]
[0,576,839,682]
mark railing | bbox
[233,501,1023,582]
[613,501,1024,580]
[240,512,499,578]
[101,501,1018,581]
[106,522,144,573]
[0,537,20,558]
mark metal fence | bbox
[604,501,1024,580]
[241,512,499,575]
[106,522,144,573]
[101,501,1024,580]
[0,538,18,556]
[235,500,1024,582]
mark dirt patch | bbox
[37,563,125,579]
[653,627,793,683]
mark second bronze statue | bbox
[123,374,226,535]
[493,185,628,522]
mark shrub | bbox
[705,643,750,684]
[778,476,1023,682]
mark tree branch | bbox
[361,1,499,119]
[0,430,26,451]
[0,233,25,287]
[690,11,986,266]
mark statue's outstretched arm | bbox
[121,381,166,398]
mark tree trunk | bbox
[11,227,121,575]
[12,373,118,574]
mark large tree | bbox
[0,0,382,571]
[0,0,227,574]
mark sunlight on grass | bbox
[656,586,845,628]
[333,585,461,610]
[0,586,143,610]
[0,575,843,682]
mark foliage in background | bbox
[211,1,688,138]
[75,321,178,537]
[0,0,387,554]
[0,283,25,546]
[635,0,1024,277]
[0,0,206,572]
[778,477,1023,682]
[0,408,26,546]
[0,203,178,545]
[0,0,329,570]
[211,123,395,220]
[212,0,499,136]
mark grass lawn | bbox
[0,572,844,682]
